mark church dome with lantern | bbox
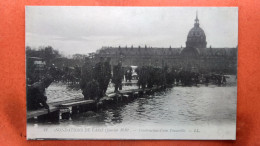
[185,12,207,51]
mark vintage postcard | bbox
[26,6,238,140]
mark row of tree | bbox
[26,46,62,66]
[26,46,92,84]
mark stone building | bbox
[96,13,237,74]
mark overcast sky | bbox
[26,6,238,56]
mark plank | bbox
[59,108,70,113]
[119,88,142,94]
[122,94,129,98]
[107,93,116,98]
[59,100,95,108]
[49,98,85,106]
[26,87,161,120]
[27,106,58,119]
[119,90,133,94]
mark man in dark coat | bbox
[104,57,112,94]
[82,79,100,101]
[94,57,106,97]
[27,74,53,111]
[112,61,124,92]
[128,66,133,82]
[137,66,148,89]
[80,57,94,100]
[147,66,155,88]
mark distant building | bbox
[96,13,237,74]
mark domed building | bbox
[96,12,237,74]
[180,47,200,57]
[182,12,207,56]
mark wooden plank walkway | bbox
[48,98,85,106]
[118,88,142,94]
[59,100,95,108]
[27,86,164,120]
[27,106,58,119]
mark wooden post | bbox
[139,90,144,97]
[116,94,119,103]
[61,112,70,120]
[37,110,60,122]
[72,106,79,115]
[133,92,139,98]
[96,102,103,111]
[37,114,48,122]
[79,105,86,113]
[48,110,60,122]
[122,94,129,102]
[129,92,134,99]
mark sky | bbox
[26,6,238,56]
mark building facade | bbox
[96,13,237,74]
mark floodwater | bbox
[46,81,138,103]
[28,76,237,139]
[44,76,237,128]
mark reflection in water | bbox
[35,76,237,128]
[51,85,236,128]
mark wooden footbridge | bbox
[27,86,165,122]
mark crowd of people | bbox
[80,57,125,101]
[135,65,228,88]
[136,66,167,89]
[27,56,229,111]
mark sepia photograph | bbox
[26,6,238,140]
